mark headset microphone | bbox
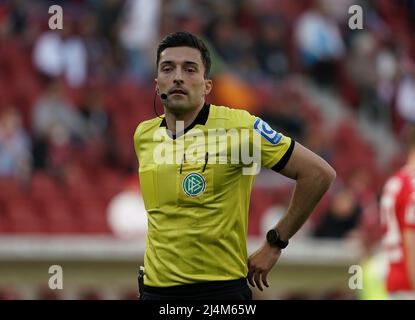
[153,91,168,118]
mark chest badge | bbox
[182,173,206,197]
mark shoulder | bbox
[209,104,256,128]
[383,170,409,194]
[134,117,163,141]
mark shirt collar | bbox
[159,103,210,135]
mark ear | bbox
[204,79,213,96]
[154,79,159,94]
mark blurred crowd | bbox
[0,0,415,247]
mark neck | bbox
[164,101,205,134]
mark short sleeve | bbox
[250,116,294,170]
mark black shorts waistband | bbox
[142,278,248,297]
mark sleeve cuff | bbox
[271,139,295,172]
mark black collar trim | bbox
[159,103,210,139]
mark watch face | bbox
[267,229,277,244]
[267,229,288,248]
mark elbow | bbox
[318,163,336,189]
[327,165,337,184]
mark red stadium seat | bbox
[41,201,79,234]
[0,214,10,233]
[5,202,45,233]
[97,169,125,198]
[0,177,27,203]
[76,201,111,234]
[30,172,61,198]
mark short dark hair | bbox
[156,31,211,79]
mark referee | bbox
[134,32,336,300]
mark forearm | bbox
[276,170,334,241]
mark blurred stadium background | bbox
[0,0,414,299]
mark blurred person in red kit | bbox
[380,123,415,299]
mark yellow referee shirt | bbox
[134,104,294,287]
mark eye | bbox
[186,67,196,73]
[161,66,172,72]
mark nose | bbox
[173,68,184,84]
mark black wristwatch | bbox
[266,229,289,249]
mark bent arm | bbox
[275,142,336,241]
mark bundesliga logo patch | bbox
[253,118,282,145]
[182,173,206,197]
